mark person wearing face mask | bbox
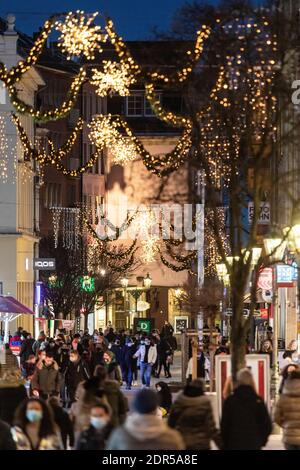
[12,398,63,450]
[65,350,90,406]
[134,337,157,388]
[121,338,137,390]
[76,402,112,450]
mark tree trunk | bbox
[231,308,246,382]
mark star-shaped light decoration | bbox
[56,10,106,60]
[90,61,135,97]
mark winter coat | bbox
[19,338,35,363]
[121,344,137,369]
[76,424,112,450]
[0,380,28,425]
[0,419,16,450]
[274,377,300,446]
[75,379,128,428]
[221,385,272,450]
[106,413,185,450]
[168,392,221,450]
[50,404,74,449]
[65,359,90,391]
[134,344,157,364]
[11,426,63,450]
[31,361,60,396]
[110,344,123,365]
[157,338,172,359]
[0,349,19,378]
[160,324,174,338]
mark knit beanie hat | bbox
[133,389,158,414]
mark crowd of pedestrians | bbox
[0,323,300,450]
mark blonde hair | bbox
[236,368,256,391]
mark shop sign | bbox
[257,268,273,290]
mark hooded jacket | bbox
[168,392,220,450]
[31,360,60,395]
[106,412,185,450]
[274,378,300,445]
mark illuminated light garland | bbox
[55,10,106,60]
[83,217,137,259]
[90,114,192,176]
[12,114,101,176]
[105,18,211,85]
[0,15,59,87]
[107,250,136,273]
[8,68,86,122]
[159,248,195,272]
[164,240,197,263]
[88,114,137,165]
[52,117,84,158]
[91,61,136,97]
[0,116,9,183]
[145,83,192,128]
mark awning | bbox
[0,296,34,343]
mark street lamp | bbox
[120,276,129,289]
[263,234,287,404]
[143,273,152,289]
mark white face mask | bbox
[156,386,161,392]
[90,417,107,430]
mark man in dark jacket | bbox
[221,368,272,450]
[65,350,90,405]
[0,419,16,450]
[31,351,60,400]
[120,339,136,389]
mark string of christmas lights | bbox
[89,114,192,176]
[8,68,86,122]
[0,15,59,87]
[12,114,102,176]
[105,17,211,85]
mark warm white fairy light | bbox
[141,235,160,263]
[0,116,8,182]
[88,115,136,164]
[55,10,106,60]
[91,60,135,97]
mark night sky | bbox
[0,0,220,39]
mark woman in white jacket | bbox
[134,338,157,388]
